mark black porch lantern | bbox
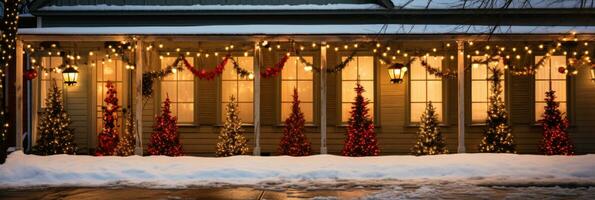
[62,65,79,86]
[387,62,408,84]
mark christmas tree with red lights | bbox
[148,96,183,156]
[95,81,120,156]
[342,83,379,156]
[278,88,311,156]
[539,90,575,155]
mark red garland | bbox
[181,55,230,80]
[261,55,289,78]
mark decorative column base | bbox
[253,146,261,156]
[320,147,328,154]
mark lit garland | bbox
[142,62,183,99]
[180,54,230,80]
[419,57,458,79]
[261,54,289,78]
[0,0,21,162]
[230,57,253,79]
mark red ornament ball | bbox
[558,66,566,74]
[25,69,38,80]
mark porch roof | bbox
[18,24,593,36]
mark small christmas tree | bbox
[411,102,448,155]
[479,67,515,153]
[278,88,312,156]
[342,84,380,156]
[216,95,249,157]
[114,111,137,156]
[148,96,183,156]
[95,81,120,156]
[539,90,575,155]
[33,80,77,155]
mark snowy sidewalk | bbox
[1,151,594,188]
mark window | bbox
[341,56,374,123]
[160,57,195,124]
[40,56,63,108]
[281,56,314,123]
[221,56,253,123]
[535,55,567,121]
[471,56,505,123]
[410,56,443,123]
[96,58,124,132]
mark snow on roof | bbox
[18,25,594,35]
[38,3,384,11]
[36,0,593,12]
[391,0,594,9]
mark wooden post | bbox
[134,39,144,155]
[253,43,261,156]
[456,41,466,153]
[320,46,328,154]
[15,40,24,150]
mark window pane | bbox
[281,102,292,121]
[551,81,566,101]
[296,56,313,80]
[550,56,567,80]
[410,58,425,80]
[161,81,177,101]
[359,81,374,102]
[221,81,238,101]
[472,63,487,80]
[342,56,358,80]
[302,102,314,123]
[297,81,313,102]
[341,81,358,102]
[283,57,298,80]
[281,81,297,102]
[410,81,427,102]
[410,103,425,123]
[177,81,194,102]
[427,81,442,102]
[238,103,253,123]
[342,103,352,122]
[472,103,488,122]
[237,81,253,102]
[472,81,488,102]
[357,56,374,80]
[177,103,194,123]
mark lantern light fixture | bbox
[590,65,595,81]
[62,65,79,86]
[387,63,407,84]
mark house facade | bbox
[9,0,595,156]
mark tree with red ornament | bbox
[539,90,575,155]
[148,96,183,156]
[342,83,379,156]
[278,88,311,156]
[95,81,120,156]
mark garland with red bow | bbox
[261,55,289,78]
[181,54,230,80]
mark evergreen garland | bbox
[216,96,249,157]
[33,80,77,155]
[479,67,516,153]
[411,102,448,155]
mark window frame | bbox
[277,53,319,126]
[38,56,65,110]
[406,56,447,126]
[92,54,128,141]
[469,56,509,125]
[158,55,198,126]
[532,55,572,125]
[336,51,379,126]
[218,54,255,126]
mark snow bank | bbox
[1,151,595,188]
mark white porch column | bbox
[134,39,144,155]
[253,42,261,156]
[15,39,24,150]
[319,46,328,154]
[456,41,466,153]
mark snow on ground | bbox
[18,25,594,35]
[1,151,595,189]
[39,4,383,11]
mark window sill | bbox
[177,123,198,127]
[213,123,255,128]
[406,123,450,128]
[275,124,319,128]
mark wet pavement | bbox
[1,184,594,199]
